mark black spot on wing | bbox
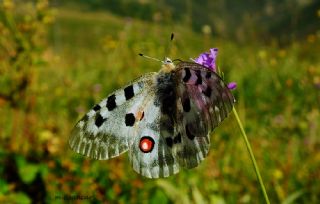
[125,113,135,126]
[165,137,173,147]
[205,72,211,79]
[106,94,116,111]
[95,113,106,127]
[182,98,191,112]
[195,70,202,85]
[93,104,101,111]
[124,85,134,100]
[173,133,181,144]
[202,86,212,97]
[140,111,144,120]
[185,125,195,140]
[183,68,191,82]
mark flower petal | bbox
[195,49,236,91]
[194,48,218,71]
[227,82,237,90]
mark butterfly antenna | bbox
[170,33,174,41]
[138,53,162,62]
[164,33,174,58]
[139,33,175,64]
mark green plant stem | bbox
[232,107,270,204]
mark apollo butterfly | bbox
[69,54,235,178]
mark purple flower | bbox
[194,48,218,71]
[227,82,237,90]
[195,48,237,90]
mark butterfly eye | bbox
[163,57,172,64]
[139,136,155,153]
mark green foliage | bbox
[17,159,40,184]
[59,0,320,43]
[0,0,54,109]
[0,1,320,203]
[6,192,32,204]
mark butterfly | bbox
[69,58,235,178]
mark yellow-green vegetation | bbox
[0,0,319,203]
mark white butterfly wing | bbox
[128,92,180,178]
[69,73,157,160]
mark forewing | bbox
[173,62,235,168]
[69,73,157,160]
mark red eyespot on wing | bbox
[139,136,155,153]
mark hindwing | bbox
[170,62,235,168]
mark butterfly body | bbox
[69,60,235,178]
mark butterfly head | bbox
[160,57,175,73]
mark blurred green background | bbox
[0,0,319,203]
